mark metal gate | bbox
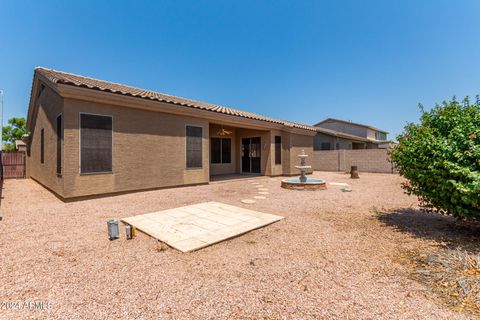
[1,151,26,179]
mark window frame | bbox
[185,125,203,169]
[79,112,113,175]
[56,113,63,175]
[274,136,281,165]
[40,128,44,164]
[375,132,386,141]
[210,137,232,164]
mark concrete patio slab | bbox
[122,202,284,252]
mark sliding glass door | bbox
[241,137,261,174]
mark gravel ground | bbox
[0,172,473,319]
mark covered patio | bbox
[208,123,272,177]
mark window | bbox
[40,128,44,164]
[186,126,203,168]
[375,132,386,141]
[275,136,281,164]
[211,137,231,164]
[320,142,331,150]
[80,113,112,174]
[56,114,62,175]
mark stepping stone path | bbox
[240,180,271,204]
[330,182,349,187]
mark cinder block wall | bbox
[312,149,396,173]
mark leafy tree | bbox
[390,96,480,220]
[2,117,27,151]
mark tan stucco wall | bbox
[61,99,210,198]
[366,128,376,140]
[26,86,64,195]
[317,119,368,138]
[269,129,283,176]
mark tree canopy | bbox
[2,117,27,151]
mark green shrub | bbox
[390,96,480,219]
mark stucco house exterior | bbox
[313,118,389,150]
[25,67,316,200]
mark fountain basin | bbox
[281,178,327,190]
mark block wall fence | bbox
[312,149,397,173]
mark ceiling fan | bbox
[217,126,232,136]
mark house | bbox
[15,140,27,152]
[313,118,389,150]
[25,67,316,200]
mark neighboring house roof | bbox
[33,67,317,132]
[315,127,373,143]
[315,126,393,144]
[314,117,388,134]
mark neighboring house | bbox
[15,140,27,152]
[25,67,316,200]
[313,118,389,150]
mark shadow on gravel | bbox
[377,208,480,317]
[376,208,480,253]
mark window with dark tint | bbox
[211,137,231,164]
[222,138,231,163]
[321,142,331,150]
[211,138,221,164]
[186,126,203,168]
[40,129,44,164]
[275,136,281,164]
[80,114,112,173]
[56,114,62,174]
[375,132,386,141]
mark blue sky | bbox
[1,0,480,138]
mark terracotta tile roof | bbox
[35,67,317,132]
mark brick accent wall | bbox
[312,149,396,173]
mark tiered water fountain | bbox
[281,150,326,190]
